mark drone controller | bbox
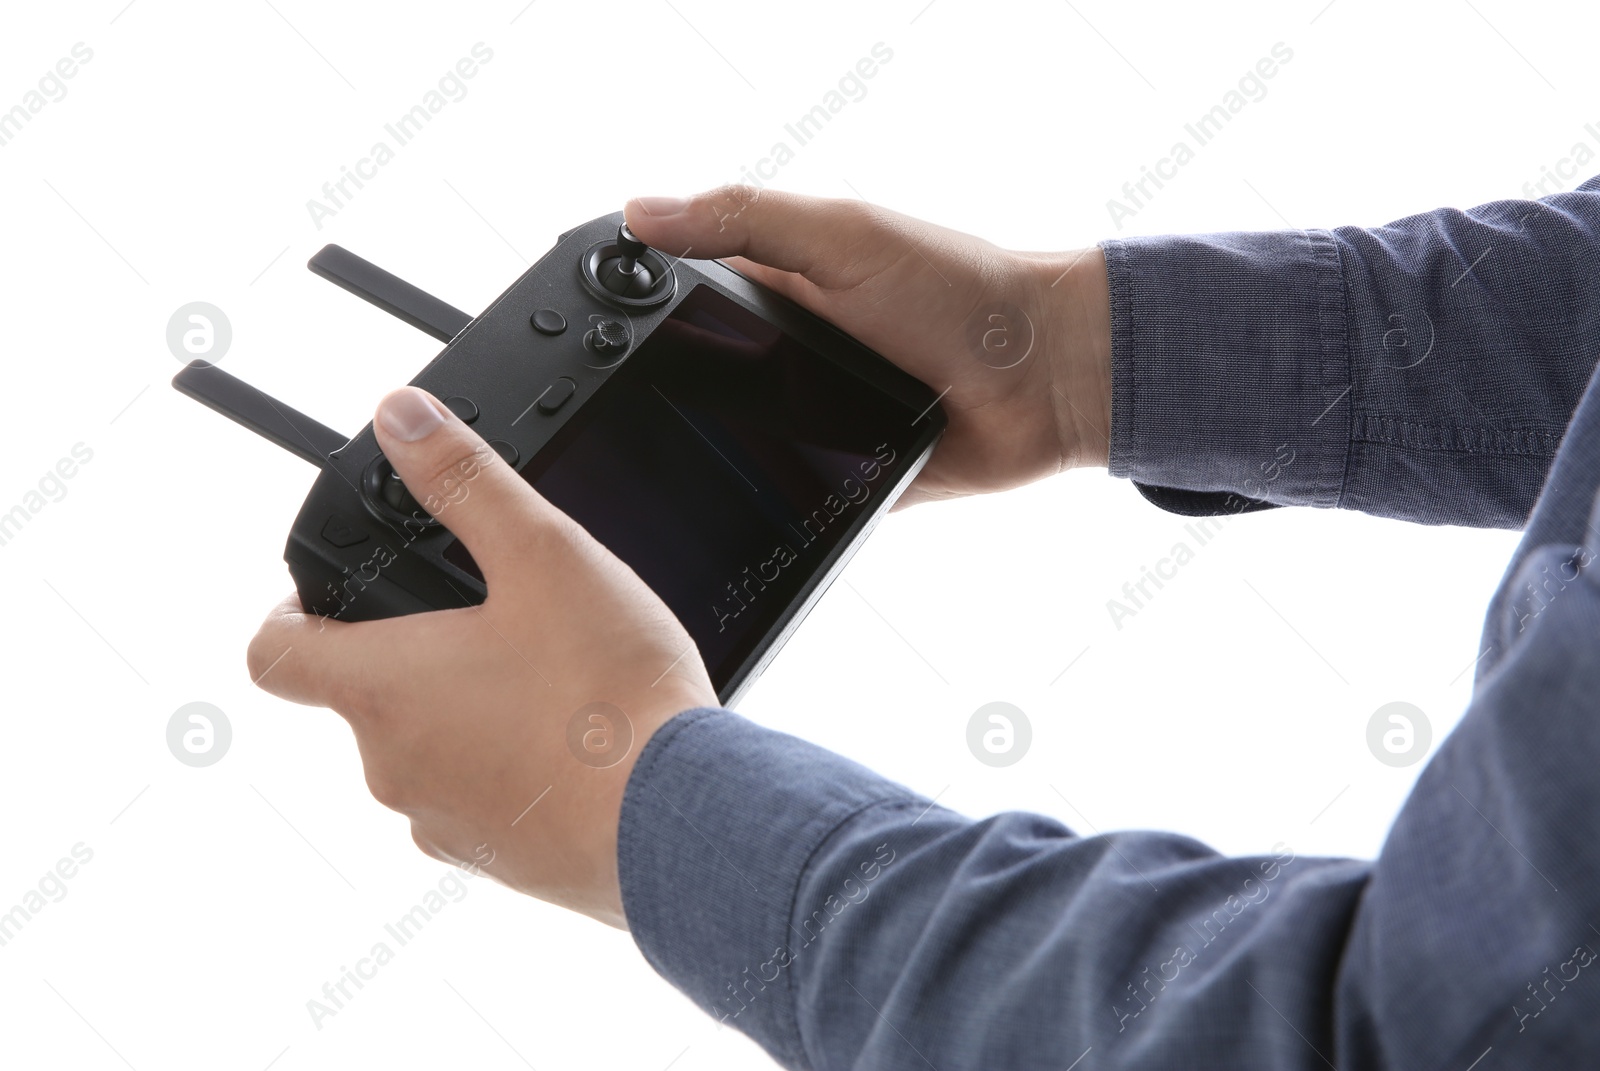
[173,212,946,705]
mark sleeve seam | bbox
[1100,238,1137,481]
[1352,415,1568,456]
[1328,229,1356,509]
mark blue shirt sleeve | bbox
[1105,177,1600,527]
[616,179,1600,1070]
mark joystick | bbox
[580,223,676,308]
[171,210,946,707]
[363,456,432,526]
[597,223,657,298]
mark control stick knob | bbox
[580,220,675,308]
[379,463,421,514]
[361,453,437,526]
[616,222,649,264]
[597,223,659,299]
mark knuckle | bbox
[327,655,392,723]
[244,635,270,684]
[496,509,581,574]
[365,766,408,811]
[836,195,881,229]
[245,631,285,689]
[704,184,762,231]
[327,676,368,721]
[416,442,495,515]
[410,821,445,861]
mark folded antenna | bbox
[307,244,473,343]
[172,360,346,466]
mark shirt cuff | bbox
[1101,229,1353,511]
[617,708,922,1069]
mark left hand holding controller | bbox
[246,386,715,928]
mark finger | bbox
[246,592,368,709]
[624,188,886,289]
[721,255,821,308]
[410,820,450,862]
[371,386,567,593]
[890,487,934,512]
[889,479,967,512]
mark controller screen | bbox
[445,284,920,689]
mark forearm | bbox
[617,709,919,1067]
[615,324,1600,1071]
[1104,177,1600,527]
[618,709,1369,1070]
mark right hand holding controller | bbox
[625,187,1114,509]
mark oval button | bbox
[536,377,577,415]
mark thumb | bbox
[371,386,561,593]
[624,187,886,289]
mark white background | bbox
[1,1,1594,1068]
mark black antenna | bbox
[172,360,346,466]
[307,245,473,343]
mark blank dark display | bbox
[447,285,917,686]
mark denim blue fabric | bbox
[1106,178,1600,527]
[616,177,1600,1070]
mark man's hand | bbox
[246,387,715,929]
[626,187,1113,509]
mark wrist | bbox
[1024,246,1113,470]
[573,687,709,930]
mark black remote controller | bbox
[174,212,946,705]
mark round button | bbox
[487,439,519,466]
[530,309,566,335]
[443,396,479,424]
